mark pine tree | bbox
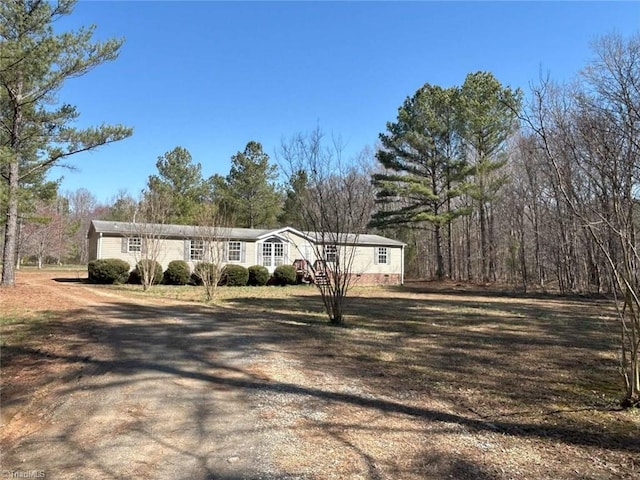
[215,141,281,228]
[459,71,522,281]
[0,0,132,285]
[372,84,471,279]
[278,169,308,229]
[145,146,206,224]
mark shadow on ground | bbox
[2,280,637,479]
[3,292,637,451]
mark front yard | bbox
[1,270,638,479]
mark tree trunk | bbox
[446,189,453,279]
[465,214,472,281]
[434,223,444,280]
[2,75,23,287]
[479,201,488,282]
[519,227,528,292]
[2,160,20,286]
[488,203,496,282]
[532,201,544,288]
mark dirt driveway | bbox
[1,272,306,479]
[2,271,639,480]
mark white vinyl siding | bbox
[89,223,403,284]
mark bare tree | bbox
[279,128,376,325]
[128,190,169,291]
[20,199,69,268]
[192,206,231,301]
[66,188,100,263]
[104,190,138,222]
[522,33,640,406]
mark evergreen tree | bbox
[145,146,206,224]
[371,84,471,278]
[0,0,132,285]
[278,169,308,229]
[459,71,522,281]
[215,141,281,228]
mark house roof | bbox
[89,220,405,247]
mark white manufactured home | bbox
[87,220,405,285]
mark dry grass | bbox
[2,270,639,479]
[207,281,640,478]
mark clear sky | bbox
[49,0,640,203]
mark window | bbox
[128,237,142,253]
[227,241,242,262]
[324,245,337,263]
[262,242,286,267]
[377,247,389,265]
[262,243,272,267]
[190,239,204,261]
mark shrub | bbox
[87,259,130,284]
[190,272,203,286]
[164,260,190,285]
[191,262,225,300]
[220,264,249,287]
[248,265,269,286]
[273,264,297,286]
[129,259,163,285]
[191,262,216,286]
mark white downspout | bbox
[401,244,405,285]
[98,232,103,259]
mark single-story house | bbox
[87,220,405,285]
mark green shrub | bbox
[220,264,249,287]
[163,260,190,285]
[273,264,297,286]
[248,265,269,286]
[87,259,130,284]
[128,259,163,285]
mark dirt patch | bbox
[1,270,639,479]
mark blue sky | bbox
[50,1,640,203]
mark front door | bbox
[261,241,286,272]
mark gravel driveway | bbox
[1,277,306,480]
[5,272,639,480]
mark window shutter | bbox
[223,242,228,262]
[257,243,262,265]
[184,240,190,261]
[121,237,128,253]
[141,238,147,254]
[283,243,289,263]
[374,247,379,265]
[240,242,246,263]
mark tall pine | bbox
[145,146,206,224]
[0,0,132,285]
[372,84,470,279]
[459,72,521,281]
[214,141,280,228]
